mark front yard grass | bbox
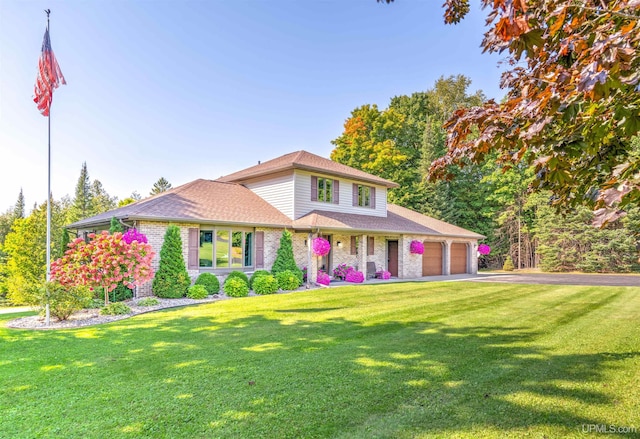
[1,282,639,438]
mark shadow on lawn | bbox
[1,306,637,438]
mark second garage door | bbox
[450,243,468,274]
[422,242,443,276]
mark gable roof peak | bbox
[217,150,398,188]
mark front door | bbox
[320,234,332,273]
[387,240,398,277]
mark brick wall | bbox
[401,235,424,279]
[137,221,196,297]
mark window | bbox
[318,177,332,203]
[216,230,229,267]
[359,185,370,207]
[199,228,254,269]
[353,184,376,208]
[244,232,253,267]
[199,231,213,267]
[311,176,339,204]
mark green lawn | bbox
[1,282,639,438]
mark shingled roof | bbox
[217,150,399,188]
[292,204,484,239]
[67,179,293,229]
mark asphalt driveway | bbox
[466,272,640,287]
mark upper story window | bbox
[318,178,332,203]
[311,176,339,204]
[352,184,376,208]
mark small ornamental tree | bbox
[152,224,190,298]
[271,230,303,281]
[50,231,154,306]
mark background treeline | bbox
[0,166,170,304]
[330,75,640,272]
[1,76,638,304]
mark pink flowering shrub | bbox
[312,237,331,256]
[409,240,424,255]
[478,243,491,255]
[50,231,155,306]
[316,271,331,285]
[379,270,391,280]
[333,263,350,280]
[345,268,364,283]
[122,228,148,244]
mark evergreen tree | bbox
[13,189,25,219]
[70,162,93,222]
[271,230,303,281]
[57,228,71,259]
[150,177,172,195]
[91,180,117,214]
[152,224,190,298]
[109,216,124,234]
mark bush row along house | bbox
[69,150,484,294]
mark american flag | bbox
[33,27,66,117]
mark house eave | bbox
[68,215,294,230]
[293,224,484,240]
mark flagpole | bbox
[45,9,51,326]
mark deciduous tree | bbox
[3,199,67,304]
[420,0,640,225]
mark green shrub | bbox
[249,270,270,289]
[100,302,132,316]
[271,230,303,282]
[253,274,279,295]
[224,271,249,287]
[137,297,160,307]
[94,284,133,303]
[153,224,190,298]
[32,282,93,321]
[276,270,301,291]
[195,273,220,294]
[187,284,209,299]
[87,298,104,309]
[223,278,249,297]
[503,258,515,271]
[109,216,124,233]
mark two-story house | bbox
[69,150,484,294]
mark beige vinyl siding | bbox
[293,170,387,219]
[245,172,295,219]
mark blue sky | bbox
[0,0,505,212]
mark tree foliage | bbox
[70,162,93,222]
[91,180,117,214]
[3,199,68,304]
[271,229,303,281]
[68,163,117,223]
[423,0,640,225]
[536,205,638,272]
[13,189,25,219]
[150,177,172,195]
[152,224,190,298]
[51,231,154,306]
[109,216,124,234]
[331,75,493,235]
